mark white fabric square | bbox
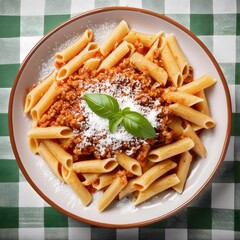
[21,0,45,16]
[0,137,15,159]
[20,36,42,63]
[117,228,139,240]
[165,229,188,240]
[119,0,142,8]
[68,227,91,240]
[212,183,234,209]
[212,230,234,240]
[165,0,190,14]
[213,0,236,13]
[213,36,236,63]
[70,0,94,16]
[0,88,11,113]
[19,228,44,240]
[19,182,44,207]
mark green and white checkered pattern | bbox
[0,0,239,239]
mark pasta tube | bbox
[148,138,194,162]
[98,172,127,212]
[173,151,192,193]
[55,29,93,63]
[73,158,118,173]
[169,103,216,129]
[27,126,73,139]
[42,139,73,170]
[166,33,189,79]
[92,173,115,190]
[100,20,129,56]
[62,167,92,206]
[133,159,177,191]
[116,153,142,176]
[24,70,56,113]
[130,52,168,85]
[56,42,99,81]
[28,138,39,154]
[133,174,180,205]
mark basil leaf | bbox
[122,111,156,139]
[83,93,120,119]
[109,113,123,133]
[122,107,131,115]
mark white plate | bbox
[9,7,232,228]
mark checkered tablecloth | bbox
[0,0,239,239]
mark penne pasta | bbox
[42,139,73,170]
[167,116,184,136]
[162,90,203,106]
[148,137,194,162]
[98,41,132,71]
[145,32,165,61]
[31,81,59,121]
[100,20,130,56]
[28,137,39,154]
[73,158,118,174]
[38,142,64,182]
[98,172,127,212]
[132,174,180,205]
[173,151,192,193]
[62,166,92,206]
[130,52,168,85]
[80,173,99,186]
[161,43,183,87]
[166,33,189,79]
[24,70,57,113]
[55,29,93,63]
[116,153,142,176]
[178,75,217,94]
[124,31,158,48]
[194,90,211,116]
[183,123,207,158]
[27,126,73,139]
[169,103,216,129]
[118,178,138,199]
[56,42,99,81]
[92,173,115,190]
[84,58,101,70]
[133,159,177,191]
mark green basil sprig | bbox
[83,93,156,139]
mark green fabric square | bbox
[142,0,165,13]
[45,0,71,15]
[232,113,240,136]
[139,228,165,240]
[187,207,212,229]
[212,209,234,230]
[0,208,18,228]
[237,14,240,35]
[91,227,116,240]
[189,185,212,208]
[0,16,20,38]
[44,207,68,227]
[235,161,240,183]
[190,0,212,14]
[0,160,19,182]
[44,15,70,35]
[165,209,187,228]
[0,0,20,15]
[214,14,236,35]
[0,114,8,136]
[213,161,234,183]
[0,64,19,88]
[0,183,19,207]
[219,63,235,84]
[21,16,44,36]
[94,0,119,8]
[236,63,240,84]
[190,14,213,35]
[235,210,240,231]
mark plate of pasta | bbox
[9,7,232,228]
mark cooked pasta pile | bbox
[25,20,216,212]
